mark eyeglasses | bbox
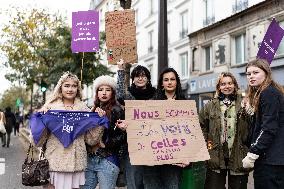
[135,75,147,80]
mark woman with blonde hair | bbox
[243,59,284,189]
[199,72,252,189]
[0,111,7,147]
[30,72,106,189]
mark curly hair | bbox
[214,72,239,98]
[246,58,284,111]
[155,68,185,100]
[46,72,83,105]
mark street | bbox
[0,133,254,189]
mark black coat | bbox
[4,111,16,134]
[96,104,126,158]
[250,85,284,165]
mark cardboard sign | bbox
[125,100,210,166]
[71,10,100,53]
[257,18,284,64]
[105,10,138,64]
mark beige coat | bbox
[34,98,103,172]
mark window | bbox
[204,45,212,71]
[234,33,246,64]
[148,30,154,53]
[180,52,189,77]
[277,21,284,55]
[150,0,154,15]
[192,48,199,72]
[135,9,139,25]
[203,0,215,26]
[232,0,248,13]
[180,11,188,39]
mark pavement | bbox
[0,132,254,189]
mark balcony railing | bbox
[203,16,215,26]
[148,46,153,53]
[232,0,248,13]
[179,30,188,39]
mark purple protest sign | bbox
[71,10,99,53]
[257,18,284,64]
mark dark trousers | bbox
[254,164,284,189]
[143,165,182,189]
[1,132,10,147]
[121,151,144,189]
[205,169,248,189]
[14,123,19,136]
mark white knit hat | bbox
[93,75,116,92]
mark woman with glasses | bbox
[116,59,156,189]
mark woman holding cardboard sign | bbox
[142,67,187,189]
[199,72,252,189]
[116,59,156,189]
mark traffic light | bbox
[40,81,48,92]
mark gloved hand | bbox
[242,152,259,168]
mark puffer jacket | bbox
[199,94,252,173]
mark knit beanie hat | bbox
[93,75,116,93]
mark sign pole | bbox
[81,52,84,82]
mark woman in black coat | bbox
[243,59,284,189]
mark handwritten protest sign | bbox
[125,100,210,166]
[71,10,99,53]
[257,18,284,64]
[105,10,138,64]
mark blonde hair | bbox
[246,58,284,111]
[0,112,6,124]
[214,72,239,98]
[46,72,83,105]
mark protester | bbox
[3,106,16,148]
[83,75,126,189]
[30,72,105,189]
[242,59,284,189]
[142,67,187,189]
[116,59,156,189]
[0,111,7,147]
[199,72,252,189]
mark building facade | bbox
[188,0,284,109]
[88,0,284,109]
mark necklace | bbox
[64,104,74,110]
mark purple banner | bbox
[257,18,284,64]
[71,10,99,53]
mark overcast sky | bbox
[0,0,91,96]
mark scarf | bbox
[128,86,156,100]
[30,110,109,148]
[218,93,236,107]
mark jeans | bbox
[121,151,144,189]
[254,164,284,189]
[204,169,248,189]
[143,165,182,189]
[82,155,120,189]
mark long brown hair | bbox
[246,58,284,111]
[0,112,6,124]
[93,85,117,119]
[214,72,239,98]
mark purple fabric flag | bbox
[30,110,109,148]
[71,10,100,53]
[257,18,284,64]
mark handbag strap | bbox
[24,143,34,163]
[39,138,48,160]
